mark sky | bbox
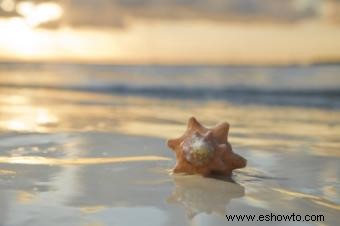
[0,0,340,64]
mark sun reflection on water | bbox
[3,106,58,132]
[16,191,35,204]
[0,155,170,165]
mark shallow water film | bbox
[0,63,339,226]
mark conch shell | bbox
[167,117,246,176]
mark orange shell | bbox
[167,117,246,176]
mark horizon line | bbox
[0,58,340,67]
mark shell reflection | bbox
[168,175,244,218]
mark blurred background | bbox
[0,0,340,64]
[0,0,340,132]
[0,0,340,130]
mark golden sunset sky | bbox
[0,0,340,64]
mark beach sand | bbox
[0,64,340,226]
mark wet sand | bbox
[0,130,339,226]
[0,71,339,225]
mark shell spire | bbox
[167,117,246,176]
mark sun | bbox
[0,18,37,55]
[0,1,64,59]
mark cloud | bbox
[63,0,322,27]
[0,0,336,29]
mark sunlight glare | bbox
[2,17,40,56]
[36,108,59,125]
[4,107,59,132]
[6,120,27,131]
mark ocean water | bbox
[0,62,339,226]
[1,62,340,108]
